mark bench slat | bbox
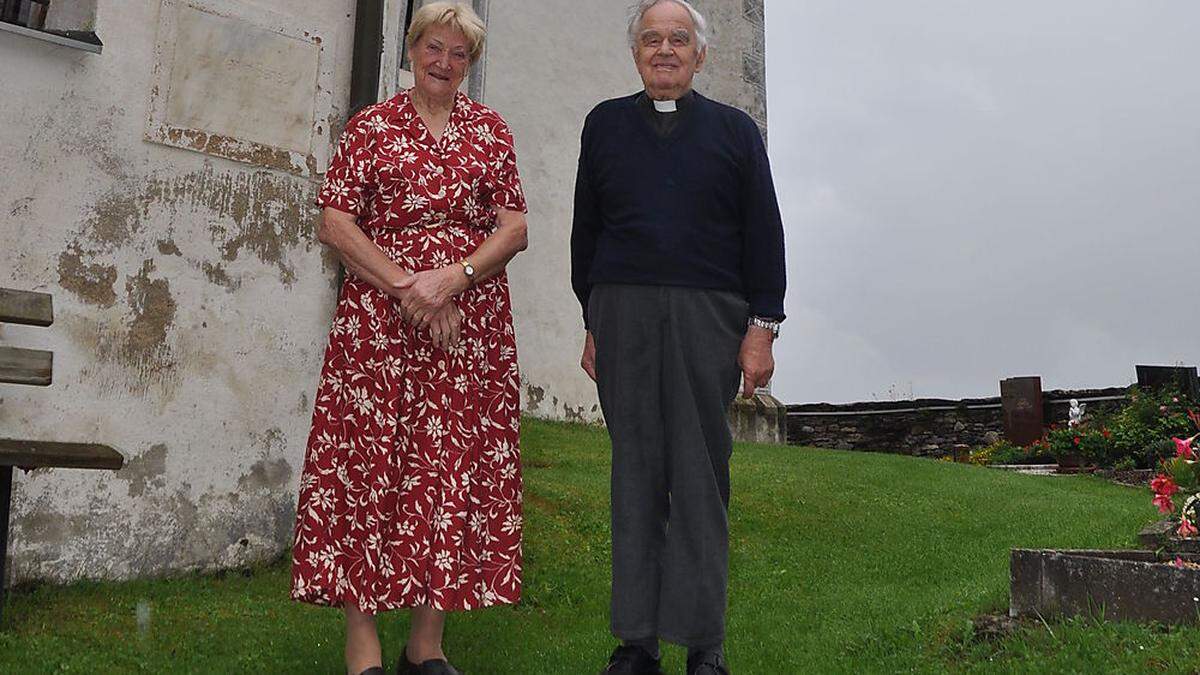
[0,439,124,470]
[0,347,52,386]
[0,288,53,327]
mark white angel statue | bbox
[1068,399,1086,428]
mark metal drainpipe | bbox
[335,0,385,290]
[350,0,385,116]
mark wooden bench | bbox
[0,287,124,621]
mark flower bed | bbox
[964,386,1196,471]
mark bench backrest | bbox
[0,288,54,386]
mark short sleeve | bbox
[316,110,378,216]
[485,118,528,214]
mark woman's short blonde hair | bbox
[406,1,487,64]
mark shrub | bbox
[1047,386,1197,469]
[1112,456,1138,471]
[967,439,1039,466]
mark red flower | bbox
[1073,436,1081,446]
[1102,428,1112,439]
[1174,437,1196,460]
[1179,518,1199,538]
[1152,474,1180,496]
[1151,474,1180,514]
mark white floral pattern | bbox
[291,90,527,614]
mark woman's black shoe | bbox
[398,645,462,675]
[600,645,664,674]
[357,668,386,675]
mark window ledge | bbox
[0,21,102,54]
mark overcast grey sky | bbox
[763,1,1200,404]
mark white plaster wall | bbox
[485,0,768,423]
[0,0,356,583]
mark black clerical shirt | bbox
[636,90,694,138]
[571,90,786,328]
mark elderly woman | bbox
[290,3,528,674]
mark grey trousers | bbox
[589,284,748,648]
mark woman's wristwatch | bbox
[458,259,475,287]
[748,316,781,339]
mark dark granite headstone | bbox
[1000,376,1043,446]
[1136,365,1199,401]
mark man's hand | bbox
[393,266,468,329]
[581,331,597,382]
[738,326,775,398]
[427,303,462,351]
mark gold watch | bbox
[458,259,476,287]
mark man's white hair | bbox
[626,0,709,50]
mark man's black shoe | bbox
[686,650,730,675]
[600,645,664,674]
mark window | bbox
[1,0,50,30]
[0,0,102,52]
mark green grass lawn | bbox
[2,419,1198,673]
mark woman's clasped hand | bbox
[392,267,467,350]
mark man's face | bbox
[633,1,706,99]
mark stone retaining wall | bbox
[787,388,1129,456]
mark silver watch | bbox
[748,316,781,338]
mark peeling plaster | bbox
[525,384,545,412]
[237,457,292,492]
[57,245,118,307]
[201,261,240,292]
[156,239,182,256]
[119,444,169,498]
[122,260,178,374]
[59,166,319,299]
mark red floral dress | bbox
[291,90,526,614]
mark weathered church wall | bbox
[0,0,354,583]
[0,0,768,584]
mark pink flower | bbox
[1152,474,1180,497]
[1161,405,1169,414]
[1179,518,1199,538]
[1174,397,1180,403]
[1176,557,1187,568]
[1174,437,1196,460]
[1189,409,1200,430]
[1152,474,1180,513]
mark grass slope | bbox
[1,419,1196,673]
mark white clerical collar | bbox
[652,99,678,113]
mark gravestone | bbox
[1000,376,1043,446]
[1136,365,1199,401]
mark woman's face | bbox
[410,24,471,101]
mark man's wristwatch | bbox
[748,316,781,339]
[458,259,475,287]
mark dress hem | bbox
[290,588,522,616]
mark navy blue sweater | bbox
[571,91,786,328]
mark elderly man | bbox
[571,1,786,674]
